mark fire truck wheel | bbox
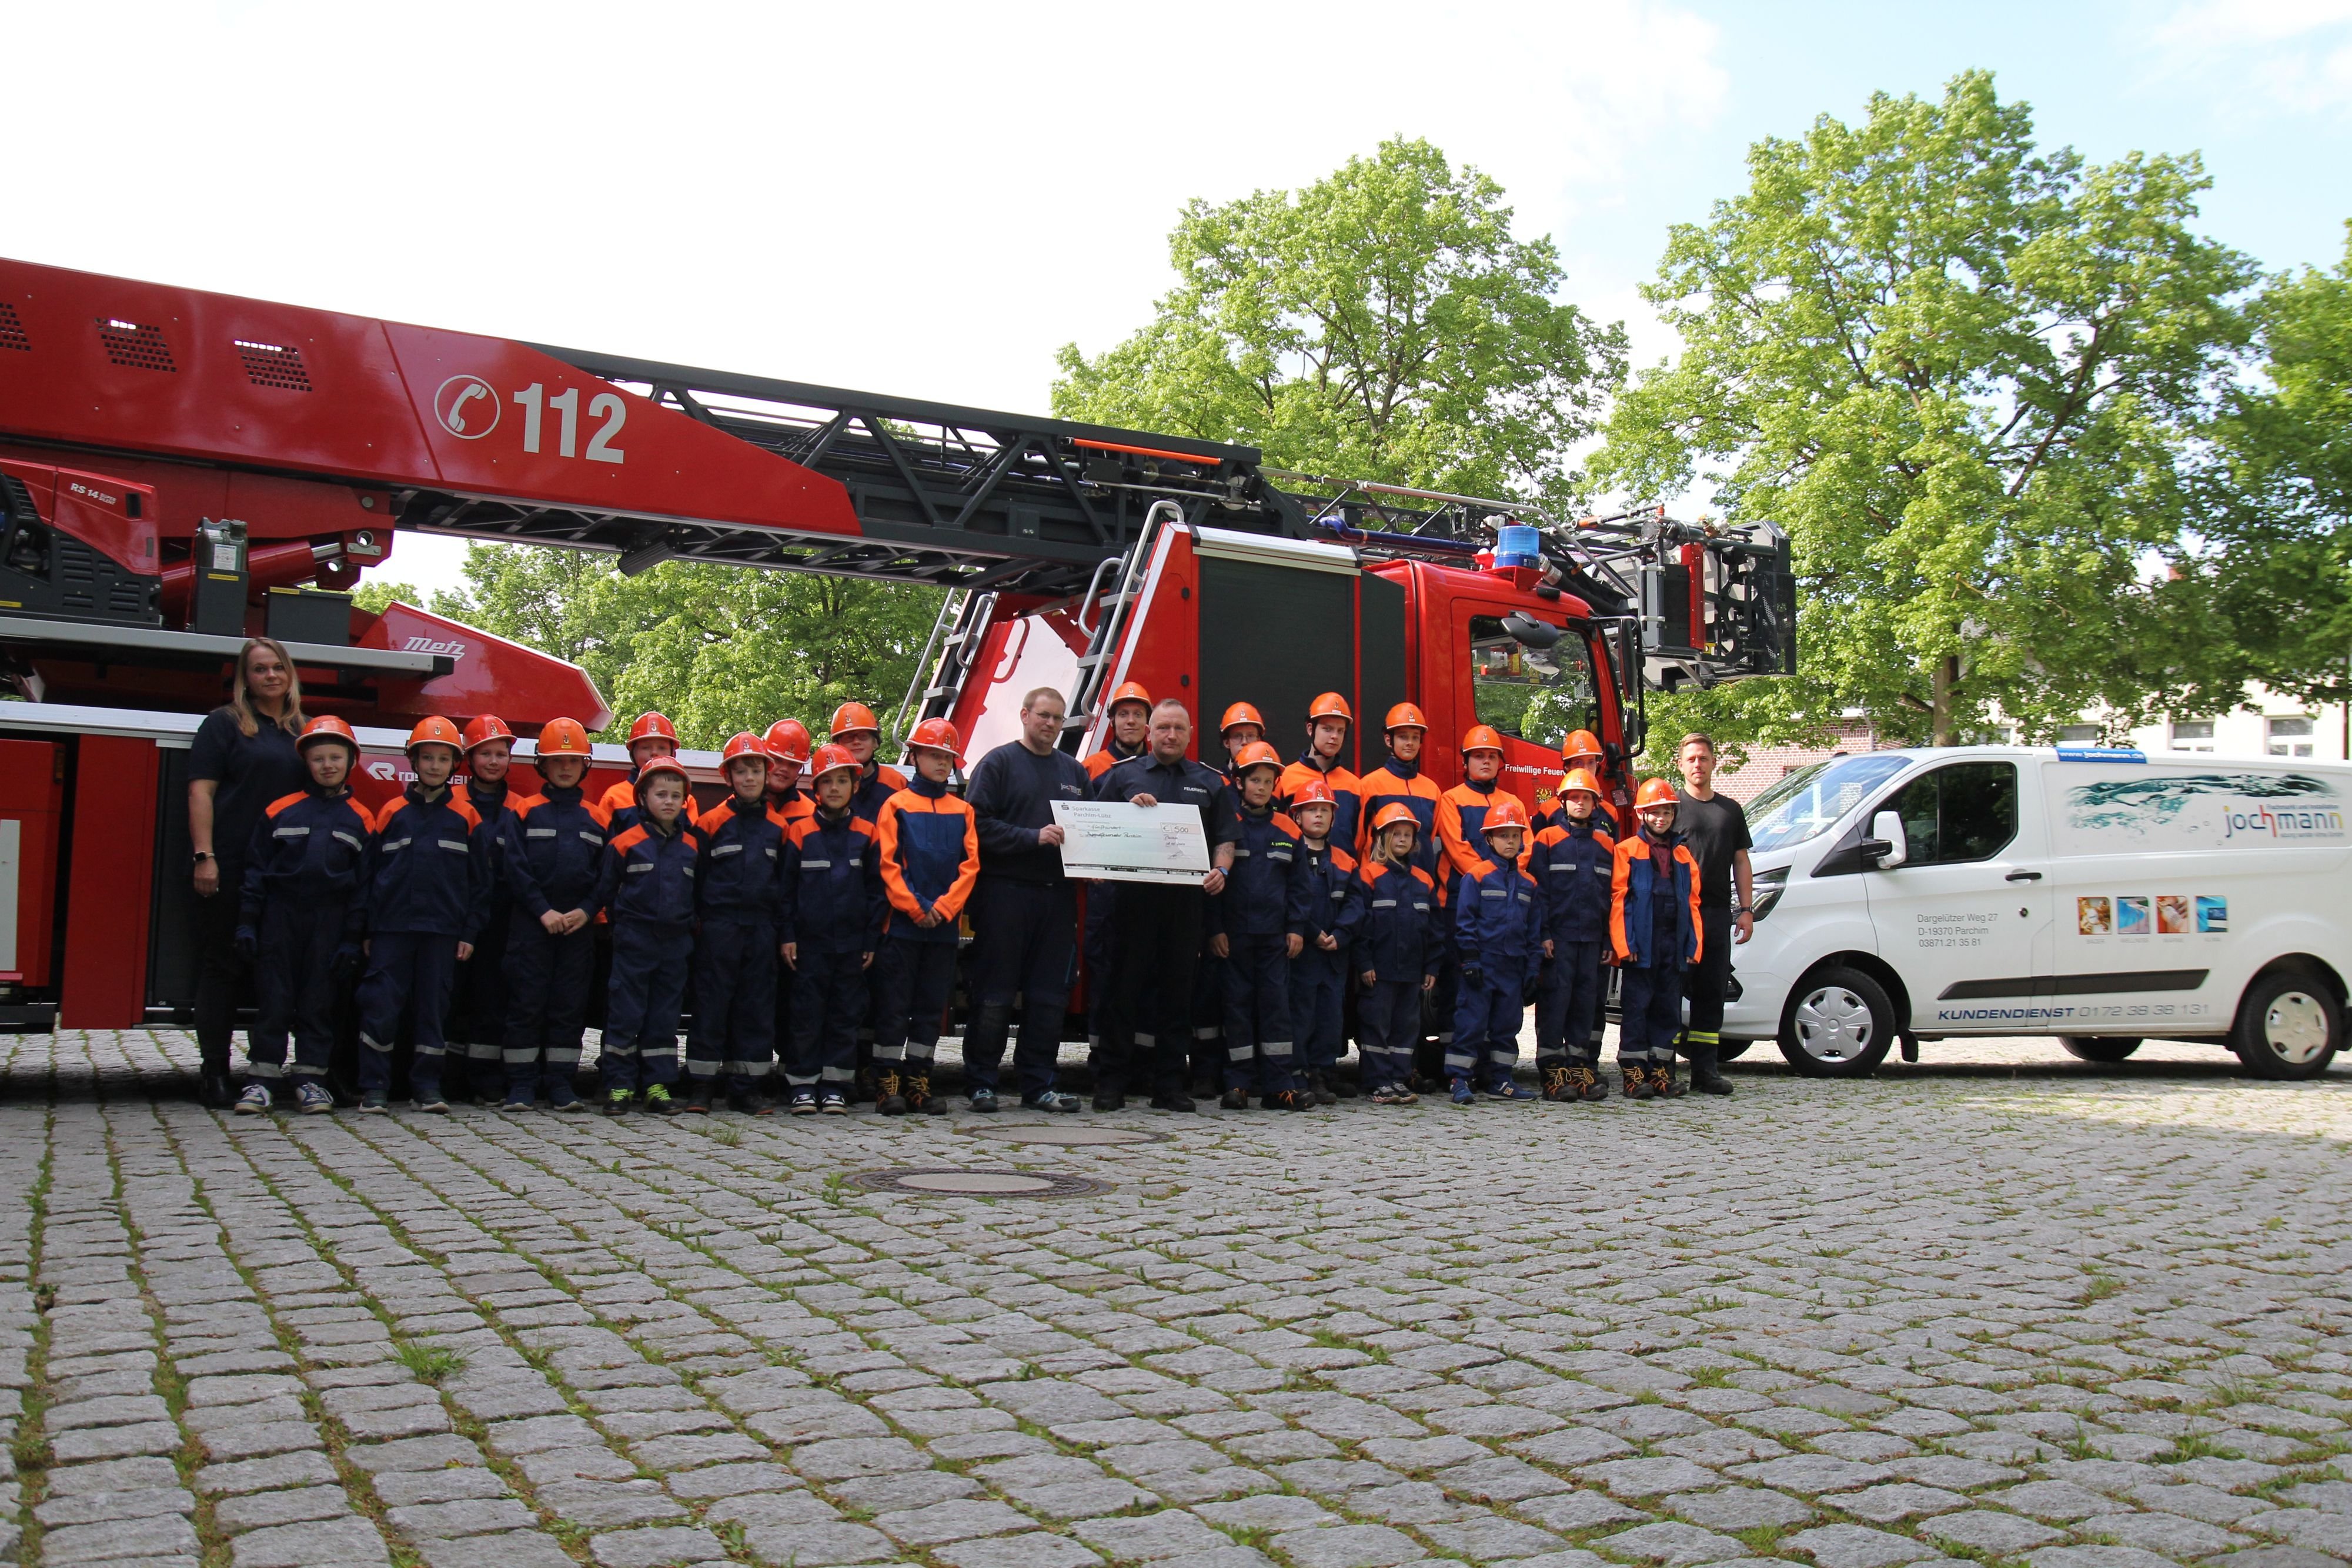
[2230,967,2341,1081]
[1777,964,1895,1078]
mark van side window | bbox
[1886,762,2017,866]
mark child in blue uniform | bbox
[1611,779,1703,1101]
[1211,741,1307,1112]
[1349,803,1441,1105]
[596,756,702,1114]
[1450,793,1539,1104]
[358,717,491,1114]
[499,717,608,1111]
[235,716,372,1115]
[782,744,885,1115]
[872,719,979,1116]
[687,733,790,1114]
[1285,774,1356,1105]
[1533,768,1616,1102]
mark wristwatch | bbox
[193,851,215,863]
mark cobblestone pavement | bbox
[0,1029,2346,1568]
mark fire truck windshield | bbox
[1469,616,1600,751]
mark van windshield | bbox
[1745,754,1913,852]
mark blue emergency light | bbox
[1492,524,1542,571]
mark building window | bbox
[2171,720,2214,753]
[2268,716,2314,758]
[2056,724,2103,744]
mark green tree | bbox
[425,543,941,748]
[349,579,421,614]
[1053,137,1625,503]
[1593,71,2260,749]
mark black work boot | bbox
[1688,1040,1735,1096]
[199,1041,236,1109]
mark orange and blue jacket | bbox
[1288,836,1357,951]
[1278,755,1361,851]
[849,761,909,824]
[1084,738,1146,782]
[598,770,653,835]
[1454,854,1541,969]
[784,806,884,953]
[874,776,979,944]
[1533,817,1616,946]
[1212,803,1301,939]
[366,786,490,940]
[1611,827,1703,969]
[694,793,790,921]
[240,786,371,940]
[1355,753,1445,890]
[1346,858,1442,984]
[499,784,610,919]
[597,814,703,930]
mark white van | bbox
[1720,746,2348,1079]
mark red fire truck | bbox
[0,256,1792,1035]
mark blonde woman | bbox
[188,638,309,1105]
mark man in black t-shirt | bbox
[1673,734,1751,1096]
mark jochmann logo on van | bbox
[2061,771,2346,850]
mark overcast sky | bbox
[11,0,2348,597]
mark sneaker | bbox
[1148,1091,1196,1112]
[643,1084,677,1115]
[1369,1084,1404,1105]
[818,1089,848,1115]
[235,1082,272,1115]
[683,1084,713,1114]
[606,1087,633,1116]
[549,1086,587,1112]
[1449,1076,1475,1106]
[1541,1065,1572,1102]
[967,1087,998,1115]
[295,1081,334,1115]
[413,1087,450,1114]
[1621,1065,1655,1101]
[876,1069,906,1117]
[1021,1091,1082,1114]
[360,1090,390,1115]
[1092,1089,1127,1112]
[1485,1076,1524,1101]
[501,1089,534,1112]
[1219,1086,1250,1110]
[789,1088,818,1116]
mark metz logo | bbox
[403,636,467,659]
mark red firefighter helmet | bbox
[460,714,514,753]
[1483,794,1531,833]
[907,717,963,762]
[406,716,463,755]
[720,731,770,767]
[626,711,677,747]
[1289,775,1338,809]
[808,743,861,780]
[1230,740,1282,775]
[1461,725,1505,756]
[634,756,691,793]
[298,716,358,755]
[1371,803,1421,835]
[1384,703,1428,733]
[829,702,881,740]
[1560,768,1605,801]
[1220,702,1265,737]
[536,718,594,759]
[1107,680,1153,714]
[763,719,812,767]
[1561,728,1603,762]
[1635,778,1679,809]
[1307,692,1354,726]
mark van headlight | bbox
[1750,866,1788,922]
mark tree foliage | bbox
[1054,137,1625,503]
[1593,71,2260,747]
[410,544,941,748]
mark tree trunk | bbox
[1930,654,1961,747]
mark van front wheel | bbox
[1779,967,1896,1078]
[2231,970,2341,1081]
[2060,1037,2141,1063]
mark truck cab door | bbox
[1861,760,2056,1034]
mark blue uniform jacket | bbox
[694,794,789,921]
[1347,860,1442,982]
[1355,755,1446,887]
[501,784,610,918]
[597,815,703,930]
[240,787,372,942]
[849,761,908,824]
[1288,838,1357,948]
[1211,805,1298,938]
[1534,817,1617,945]
[875,777,980,944]
[1455,855,1542,972]
[366,787,490,940]
[784,807,884,953]
[1093,753,1242,853]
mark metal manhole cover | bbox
[961,1124,1168,1147]
[847,1168,1110,1198]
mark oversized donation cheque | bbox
[1050,800,1211,885]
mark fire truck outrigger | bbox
[0,255,1793,1035]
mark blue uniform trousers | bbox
[503,912,594,1098]
[249,898,345,1081]
[1424,948,1460,1085]
[787,947,866,1089]
[447,903,510,1081]
[358,932,459,1095]
[602,922,691,1093]
[1618,963,1686,1064]
[1451,959,1528,1086]
[964,878,1074,1096]
[1291,948,1347,1075]
[687,916,777,1091]
[875,937,956,1072]
[1357,979,1422,1093]
[1537,941,1608,1068]
[1221,935,1297,1095]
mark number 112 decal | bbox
[512,383,626,464]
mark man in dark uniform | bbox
[1093,700,1239,1112]
[1673,733,1750,1096]
[963,687,1092,1112]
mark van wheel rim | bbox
[2263,992,2329,1065]
[1795,987,1873,1062]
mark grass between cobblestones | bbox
[11,1122,55,1568]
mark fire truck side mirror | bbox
[1499,612,1562,650]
